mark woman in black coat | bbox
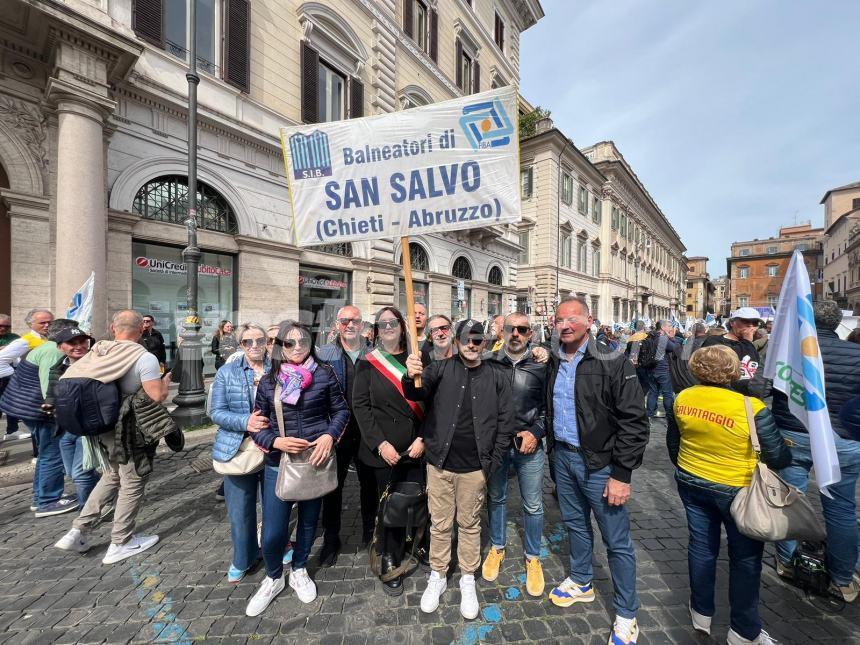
[352,306,425,596]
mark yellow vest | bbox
[674,385,765,487]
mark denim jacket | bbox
[211,355,270,463]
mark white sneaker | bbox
[610,616,639,645]
[5,430,31,441]
[689,603,711,635]
[246,575,285,616]
[727,628,778,644]
[420,570,447,613]
[289,567,317,604]
[102,535,159,564]
[459,574,480,620]
[55,528,90,553]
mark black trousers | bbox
[370,460,428,563]
[321,426,377,541]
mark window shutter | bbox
[403,0,413,38]
[133,0,163,47]
[349,77,364,118]
[429,8,438,62]
[494,13,501,46]
[223,0,251,92]
[301,41,320,124]
[455,38,463,90]
[473,60,480,94]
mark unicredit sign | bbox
[134,256,233,277]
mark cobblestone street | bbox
[0,421,857,644]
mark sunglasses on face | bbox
[278,338,311,350]
[377,320,400,330]
[241,338,267,348]
[504,325,530,335]
[462,337,485,347]
[338,318,362,327]
[429,324,451,335]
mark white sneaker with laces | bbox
[102,535,159,564]
[459,574,480,620]
[420,570,448,613]
[727,628,778,644]
[245,575,285,616]
[689,603,711,635]
[55,528,90,553]
[289,567,317,603]
[831,573,859,603]
[609,616,639,644]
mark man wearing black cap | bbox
[403,319,515,621]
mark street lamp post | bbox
[172,0,208,427]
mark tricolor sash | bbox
[365,348,424,420]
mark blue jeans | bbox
[59,432,99,507]
[646,366,674,417]
[223,471,264,572]
[28,421,64,508]
[487,445,545,559]
[776,430,860,585]
[554,446,639,618]
[261,465,322,579]
[676,473,763,641]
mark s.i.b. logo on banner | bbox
[459,98,514,150]
[290,131,332,180]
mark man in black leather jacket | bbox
[480,312,549,597]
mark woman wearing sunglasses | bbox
[353,307,426,596]
[210,323,273,583]
[245,321,349,617]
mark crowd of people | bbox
[1,297,859,645]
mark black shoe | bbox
[318,536,341,567]
[415,546,430,570]
[164,429,185,452]
[380,553,403,596]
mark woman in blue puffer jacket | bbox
[210,323,272,584]
[245,320,349,617]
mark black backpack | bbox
[636,333,659,369]
[54,377,121,436]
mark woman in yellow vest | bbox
[671,345,790,645]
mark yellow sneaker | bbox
[481,547,505,581]
[525,557,545,597]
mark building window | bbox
[560,232,572,268]
[518,230,530,264]
[739,296,749,307]
[561,173,573,205]
[310,243,353,257]
[591,295,599,316]
[456,35,479,94]
[494,11,505,51]
[613,298,620,319]
[401,242,429,271]
[521,167,533,199]
[767,245,778,254]
[592,248,601,276]
[739,266,750,279]
[451,286,471,320]
[317,60,346,123]
[592,196,601,224]
[578,185,588,214]
[414,1,429,52]
[796,243,807,251]
[611,206,619,231]
[577,239,587,272]
[161,0,220,76]
[739,248,750,256]
[619,214,627,238]
[488,266,503,286]
[133,175,238,234]
[452,256,473,280]
[767,264,778,277]
[767,294,778,308]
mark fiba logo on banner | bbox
[459,98,514,150]
[290,131,332,180]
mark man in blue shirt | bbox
[545,297,649,645]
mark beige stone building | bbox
[0,0,543,368]
[823,210,860,311]
[821,180,860,228]
[684,256,713,319]
[712,274,730,318]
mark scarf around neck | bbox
[277,356,317,404]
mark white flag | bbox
[763,250,841,492]
[65,272,95,333]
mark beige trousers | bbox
[73,433,149,545]
[426,464,486,575]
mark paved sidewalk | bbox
[0,420,856,644]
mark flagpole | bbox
[401,236,422,387]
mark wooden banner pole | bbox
[400,236,422,387]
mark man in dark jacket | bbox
[139,315,167,367]
[480,312,548,597]
[316,305,376,566]
[701,307,766,397]
[404,319,514,621]
[545,297,649,645]
[645,321,678,418]
[773,300,860,602]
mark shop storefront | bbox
[450,285,472,321]
[298,266,352,346]
[131,241,236,373]
[487,292,502,318]
[397,278,429,314]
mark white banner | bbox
[763,250,841,492]
[65,271,95,333]
[280,86,521,247]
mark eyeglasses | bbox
[241,338,267,348]
[462,337,485,347]
[278,338,311,349]
[377,320,400,330]
[338,318,362,327]
[504,325,530,335]
[266,337,276,345]
[429,324,451,335]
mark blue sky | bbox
[519,0,859,276]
